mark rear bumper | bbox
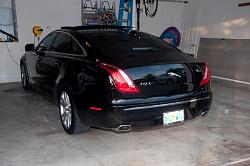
[81,92,213,130]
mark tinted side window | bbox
[37,33,57,51]
[71,39,83,55]
[51,33,71,53]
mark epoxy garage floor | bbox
[0,79,250,166]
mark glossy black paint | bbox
[21,27,212,130]
[25,43,35,51]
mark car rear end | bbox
[83,30,212,131]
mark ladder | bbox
[118,0,133,27]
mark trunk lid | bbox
[88,30,206,97]
[125,63,204,97]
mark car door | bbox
[27,32,57,86]
[36,32,72,99]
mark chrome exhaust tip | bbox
[113,125,132,132]
[200,111,208,117]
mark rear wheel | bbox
[20,64,30,90]
[59,90,90,134]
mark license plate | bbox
[163,110,184,125]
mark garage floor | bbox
[0,80,250,166]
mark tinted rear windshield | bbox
[80,30,178,54]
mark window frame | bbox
[70,37,84,55]
[50,32,72,54]
[0,0,18,42]
[35,32,58,52]
[50,31,88,57]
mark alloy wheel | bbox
[21,65,27,87]
[60,91,72,129]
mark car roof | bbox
[55,28,129,42]
[56,27,178,54]
[52,26,198,68]
[58,28,131,38]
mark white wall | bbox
[140,1,185,37]
[185,0,250,39]
[4,0,249,83]
[0,0,186,83]
[0,0,119,83]
[0,0,82,83]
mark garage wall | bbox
[0,0,120,83]
[140,1,185,37]
[184,0,250,83]
[186,0,250,39]
[5,0,249,83]
[0,0,82,83]
[198,38,250,83]
[0,0,186,83]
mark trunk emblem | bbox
[168,72,181,78]
[196,68,201,72]
[140,82,152,86]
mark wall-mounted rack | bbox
[81,0,116,26]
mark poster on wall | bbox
[0,0,18,42]
[81,0,117,26]
[160,27,181,47]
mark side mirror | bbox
[25,43,35,51]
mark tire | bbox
[20,63,30,90]
[58,89,90,134]
[144,0,158,17]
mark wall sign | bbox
[160,27,181,47]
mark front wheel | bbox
[20,64,30,90]
[59,90,90,134]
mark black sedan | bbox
[20,26,212,134]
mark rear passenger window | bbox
[37,33,57,51]
[71,39,83,55]
[51,33,71,54]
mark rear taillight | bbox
[200,63,211,86]
[89,107,102,111]
[100,63,140,94]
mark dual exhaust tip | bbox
[200,111,208,117]
[113,125,132,132]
